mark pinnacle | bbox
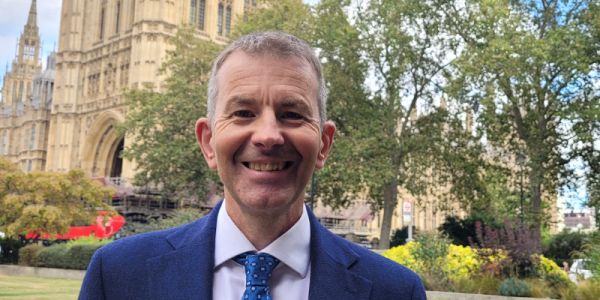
[26,0,38,30]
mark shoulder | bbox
[323,231,425,299]
[93,216,209,270]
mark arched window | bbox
[218,2,232,36]
[218,3,224,36]
[190,0,206,31]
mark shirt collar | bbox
[214,201,311,278]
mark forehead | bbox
[216,51,319,97]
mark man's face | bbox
[196,51,335,217]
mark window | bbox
[225,6,231,35]
[18,81,24,102]
[24,45,35,60]
[198,0,205,30]
[217,3,224,36]
[99,6,106,39]
[30,124,36,150]
[190,0,196,24]
[190,0,205,31]
[217,2,232,36]
[0,131,5,155]
[115,1,121,34]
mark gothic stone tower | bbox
[46,0,246,183]
[0,0,46,171]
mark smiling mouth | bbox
[242,161,293,172]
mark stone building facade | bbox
[46,0,247,183]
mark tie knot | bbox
[234,252,280,287]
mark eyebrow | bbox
[223,96,256,113]
[280,97,313,115]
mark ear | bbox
[195,118,217,170]
[315,121,336,169]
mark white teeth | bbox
[248,162,285,171]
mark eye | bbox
[281,111,304,120]
[233,110,255,118]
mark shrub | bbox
[412,233,451,290]
[498,278,531,297]
[443,244,480,281]
[535,254,572,289]
[382,241,423,273]
[35,238,109,270]
[543,229,589,266]
[36,244,70,269]
[578,233,600,282]
[18,243,43,266]
[475,220,541,277]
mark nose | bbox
[251,112,284,149]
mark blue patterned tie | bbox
[234,252,280,300]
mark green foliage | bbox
[35,244,70,269]
[579,233,600,282]
[498,278,531,297]
[117,209,205,236]
[148,209,205,231]
[383,237,574,296]
[35,240,109,270]
[119,27,221,200]
[18,244,43,266]
[412,233,450,278]
[543,230,590,266]
[232,0,313,41]
[447,0,600,242]
[0,157,115,238]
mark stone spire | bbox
[15,0,40,65]
[25,0,38,31]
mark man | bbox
[79,31,425,300]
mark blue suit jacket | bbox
[79,202,426,299]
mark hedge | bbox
[18,243,44,266]
[17,239,109,270]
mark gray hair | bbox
[207,31,327,126]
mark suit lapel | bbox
[146,202,221,300]
[307,209,372,300]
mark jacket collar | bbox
[146,201,221,300]
[306,207,373,299]
[145,201,372,299]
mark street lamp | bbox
[516,152,526,223]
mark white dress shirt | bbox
[212,201,311,300]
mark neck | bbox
[225,198,303,250]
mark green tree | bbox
[347,0,487,248]
[446,0,600,244]
[119,27,221,201]
[0,158,115,238]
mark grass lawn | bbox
[0,275,81,300]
